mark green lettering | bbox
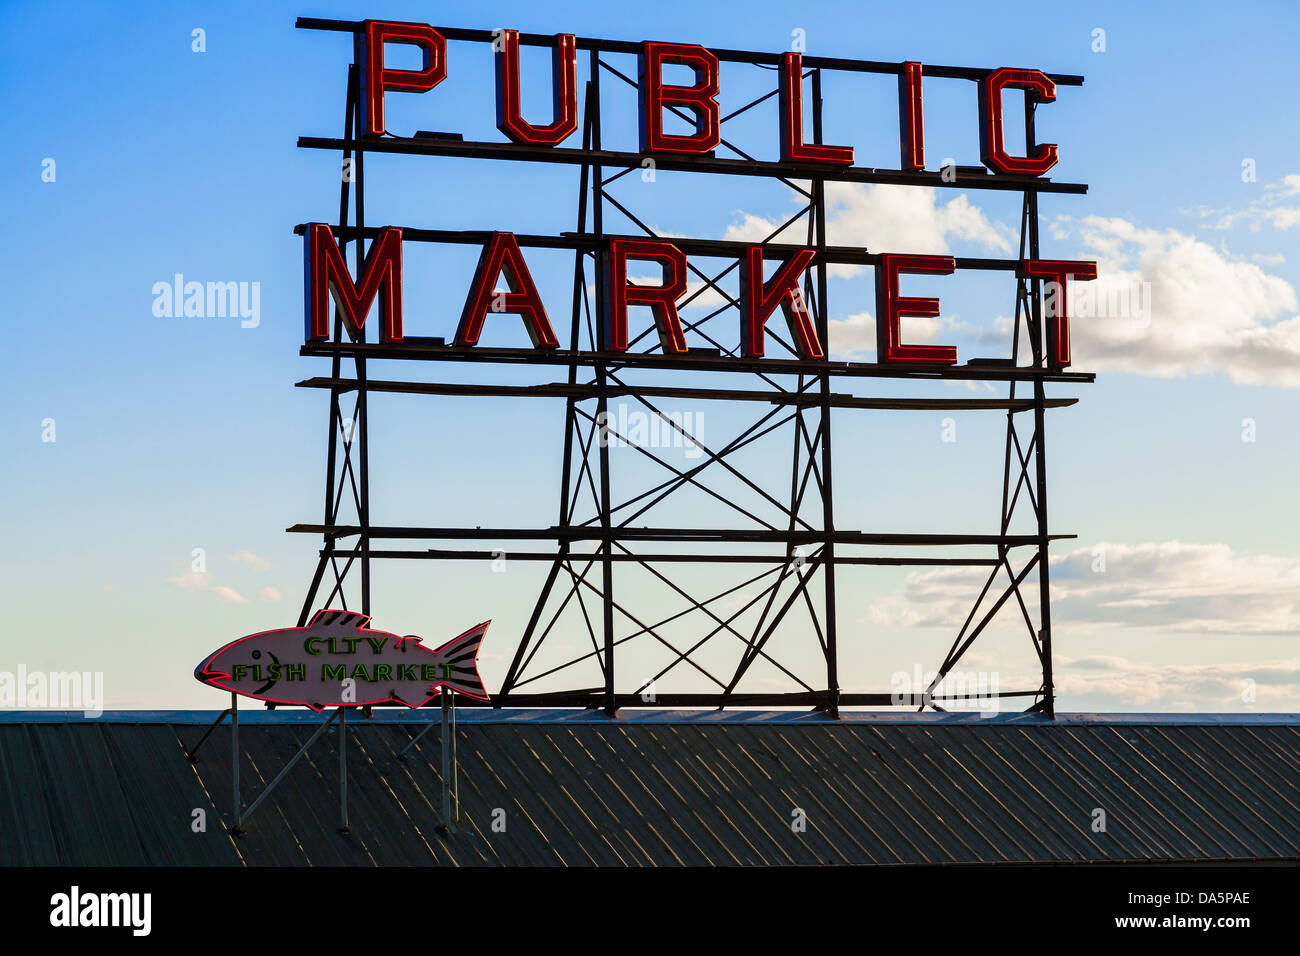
[304,637,322,655]
[373,664,392,681]
[365,636,386,655]
[350,664,371,682]
[322,664,346,682]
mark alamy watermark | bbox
[890,664,1001,717]
[1,665,104,718]
[152,274,260,328]
[50,886,150,936]
[597,403,704,459]
[1044,278,1151,329]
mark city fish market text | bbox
[194,610,490,709]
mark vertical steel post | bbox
[440,692,452,826]
[351,35,372,618]
[300,64,361,627]
[1025,98,1055,719]
[589,53,616,717]
[231,692,240,831]
[451,693,459,822]
[811,69,839,718]
[501,80,597,699]
[339,705,349,831]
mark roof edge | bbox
[1,709,1296,726]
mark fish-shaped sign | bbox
[194,609,490,709]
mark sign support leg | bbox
[451,692,459,823]
[231,692,241,833]
[441,692,450,829]
[439,691,459,832]
[339,705,349,833]
[396,715,437,759]
[237,707,342,831]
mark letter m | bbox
[304,223,403,342]
[101,893,129,926]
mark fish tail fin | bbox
[430,621,490,701]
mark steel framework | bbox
[290,18,1092,718]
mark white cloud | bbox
[672,276,732,313]
[1208,173,1300,231]
[164,571,210,591]
[258,586,282,602]
[864,540,1300,709]
[721,211,802,245]
[827,311,876,355]
[725,184,1013,360]
[979,654,1300,711]
[211,586,250,605]
[1053,541,1300,635]
[826,310,958,359]
[231,550,271,571]
[868,540,1300,636]
[822,183,1012,258]
[1054,215,1300,386]
[724,183,1012,280]
[165,567,260,605]
[828,310,1009,361]
[1052,655,1300,710]
[723,193,1300,386]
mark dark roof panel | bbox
[1,712,1295,866]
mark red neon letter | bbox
[779,53,853,165]
[495,31,578,146]
[456,232,559,348]
[739,248,823,359]
[361,20,447,137]
[1019,259,1097,367]
[874,254,957,364]
[898,61,924,170]
[304,224,403,342]
[639,42,720,155]
[978,67,1058,176]
[604,239,689,353]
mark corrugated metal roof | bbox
[6,709,1297,725]
[1,711,1295,866]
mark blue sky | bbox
[3,0,1298,712]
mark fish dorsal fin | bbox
[309,609,372,629]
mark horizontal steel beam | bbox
[299,136,1088,194]
[293,223,1065,272]
[288,523,1075,547]
[294,17,1085,86]
[360,548,1001,566]
[300,342,1097,384]
[302,690,1044,708]
[296,376,1079,411]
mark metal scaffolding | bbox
[290,18,1091,718]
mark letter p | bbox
[362,20,447,136]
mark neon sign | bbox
[195,610,490,709]
[303,20,1096,370]
[286,17,1097,719]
